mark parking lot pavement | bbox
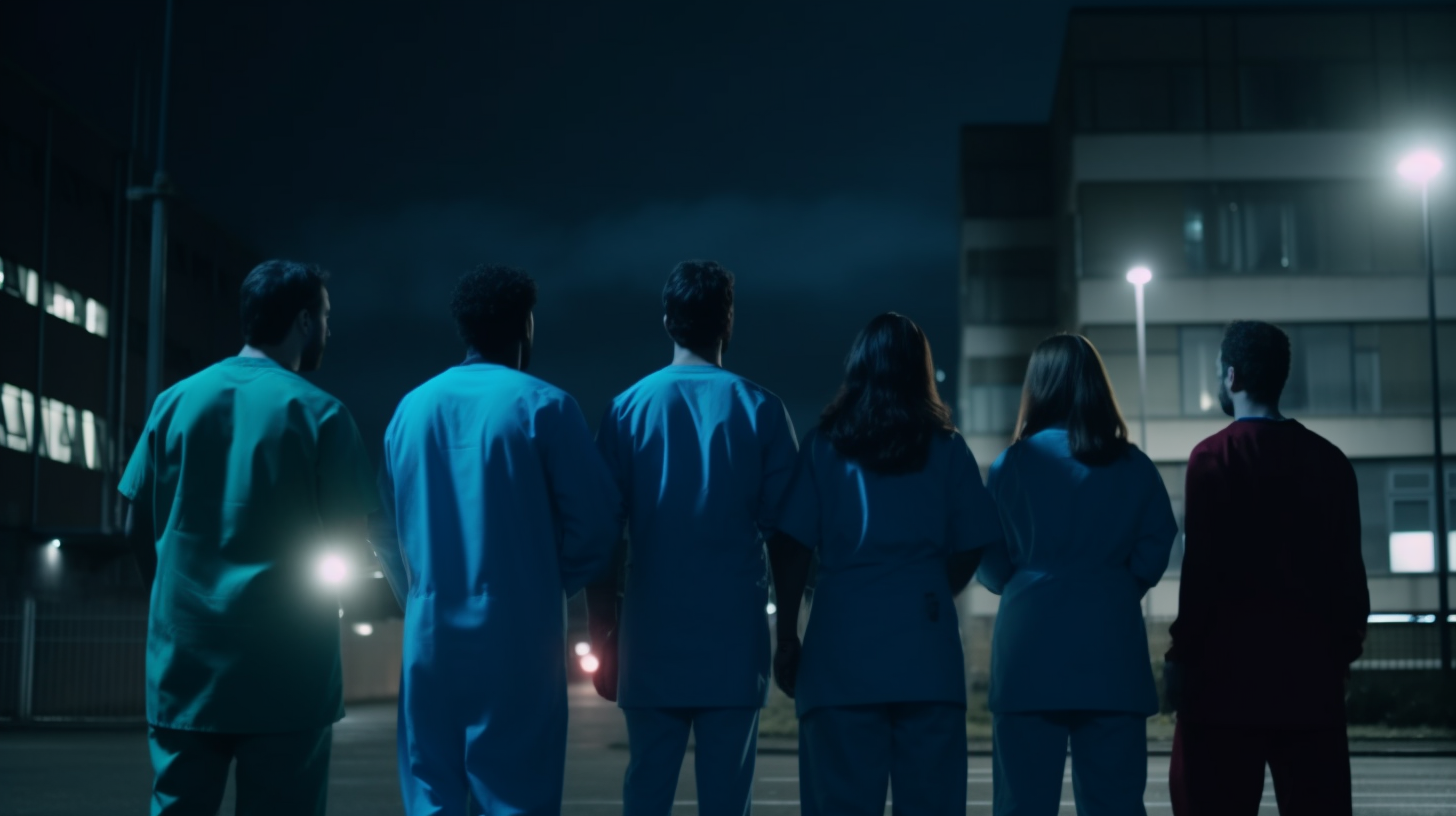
[2,684,1453,815]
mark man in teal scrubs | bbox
[120,260,377,816]
[587,260,800,816]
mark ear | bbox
[1224,364,1240,393]
[295,308,313,337]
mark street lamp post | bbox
[1399,148,1451,678]
[1127,266,1152,451]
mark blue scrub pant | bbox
[991,711,1147,816]
[622,706,759,816]
[798,703,967,816]
[148,724,332,816]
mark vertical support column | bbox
[18,595,36,721]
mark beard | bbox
[1218,378,1234,417]
[299,329,326,372]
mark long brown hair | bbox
[820,312,954,474]
[1014,334,1130,466]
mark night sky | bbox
[8,0,1440,449]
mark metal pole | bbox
[1424,182,1453,677]
[29,109,54,531]
[115,66,140,530]
[144,0,175,410]
[1135,282,1149,451]
[18,595,36,721]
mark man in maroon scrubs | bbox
[1167,320,1369,816]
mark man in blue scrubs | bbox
[587,260,799,816]
[121,260,377,816]
[377,264,621,816]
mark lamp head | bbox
[1126,266,1152,286]
[1398,150,1444,184]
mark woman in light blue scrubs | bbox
[977,334,1178,816]
[774,313,1003,816]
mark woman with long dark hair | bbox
[977,334,1177,815]
[773,313,1004,816]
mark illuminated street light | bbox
[574,641,591,657]
[316,553,349,587]
[47,539,61,550]
[766,602,778,616]
[1126,267,1152,451]
[352,623,374,637]
[580,654,600,674]
[1399,147,1451,680]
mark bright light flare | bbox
[1398,149,1444,184]
[317,553,350,586]
[574,641,591,657]
[352,623,374,636]
[1126,266,1152,286]
[766,602,778,616]
[579,654,600,673]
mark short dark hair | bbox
[1015,334,1130,466]
[451,264,537,355]
[663,260,734,351]
[1220,320,1291,404]
[239,260,328,345]
[820,312,954,475]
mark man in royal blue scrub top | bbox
[587,260,800,816]
[376,264,621,816]
[120,260,377,816]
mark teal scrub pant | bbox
[991,711,1147,816]
[798,702,967,816]
[148,724,332,816]
[622,706,760,816]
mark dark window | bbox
[1239,63,1377,129]
[962,248,1056,325]
[1074,65,1205,132]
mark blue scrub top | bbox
[379,361,621,639]
[977,428,1178,716]
[776,430,1003,717]
[118,357,377,733]
[597,364,798,708]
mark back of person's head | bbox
[239,260,328,345]
[819,312,954,475]
[451,264,537,357]
[1015,334,1130,466]
[1220,320,1291,405]
[663,260,734,353]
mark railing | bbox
[0,596,148,723]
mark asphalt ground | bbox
[1,684,1453,815]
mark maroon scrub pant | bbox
[1169,719,1352,816]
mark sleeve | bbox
[541,394,623,597]
[1167,446,1220,664]
[594,402,631,520]
[774,434,822,552]
[946,436,1004,553]
[369,456,409,607]
[315,403,380,526]
[1332,455,1370,663]
[1128,455,1179,592]
[117,411,158,504]
[755,398,800,535]
[973,452,1015,595]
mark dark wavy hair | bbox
[239,260,328,345]
[663,260,734,352]
[819,312,954,475]
[450,264,537,355]
[1220,320,1290,405]
[1014,334,1130,466]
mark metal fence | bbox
[0,596,148,723]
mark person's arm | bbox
[125,501,156,591]
[369,461,409,608]
[1129,456,1179,594]
[540,395,622,598]
[1333,457,1370,666]
[970,449,1013,595]
[946,438,1004,595]
[316,405,381,578]
[1167,447,1220,666]
[767,530,811,699]
[947,549,985,595]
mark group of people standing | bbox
[120,257,1369,816]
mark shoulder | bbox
[1291,421,1355,473]
[1188,423,1237,464]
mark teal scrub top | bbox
[118,356,377,733]
[597,365,798,708]
[976,428,1177,716]
[776,430,1003,717]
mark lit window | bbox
[0,384,34,452]
[0,259,40,306]
[85,298,108,337]
[1388,531,1456,574]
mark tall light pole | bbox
[1398,148,1451,678]
[1127,266,1153,451]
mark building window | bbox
[0,257,40,306]
[1,383,34,453]
[1238,63,1377,129]
[1387,468,1456,574]
[0,383,107,471]
[962,248,1058,326]
[43,280,108,338]
[1074,65,1206,133]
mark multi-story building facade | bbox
[959,7,1456,632]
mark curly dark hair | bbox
[1220,320,1291,405]
[450,264,537,356]
[663,260,734,352]
[239,260,328,345]
[819,312,954,475]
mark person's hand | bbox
[774,634,802,699]
[592,629,619,703]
